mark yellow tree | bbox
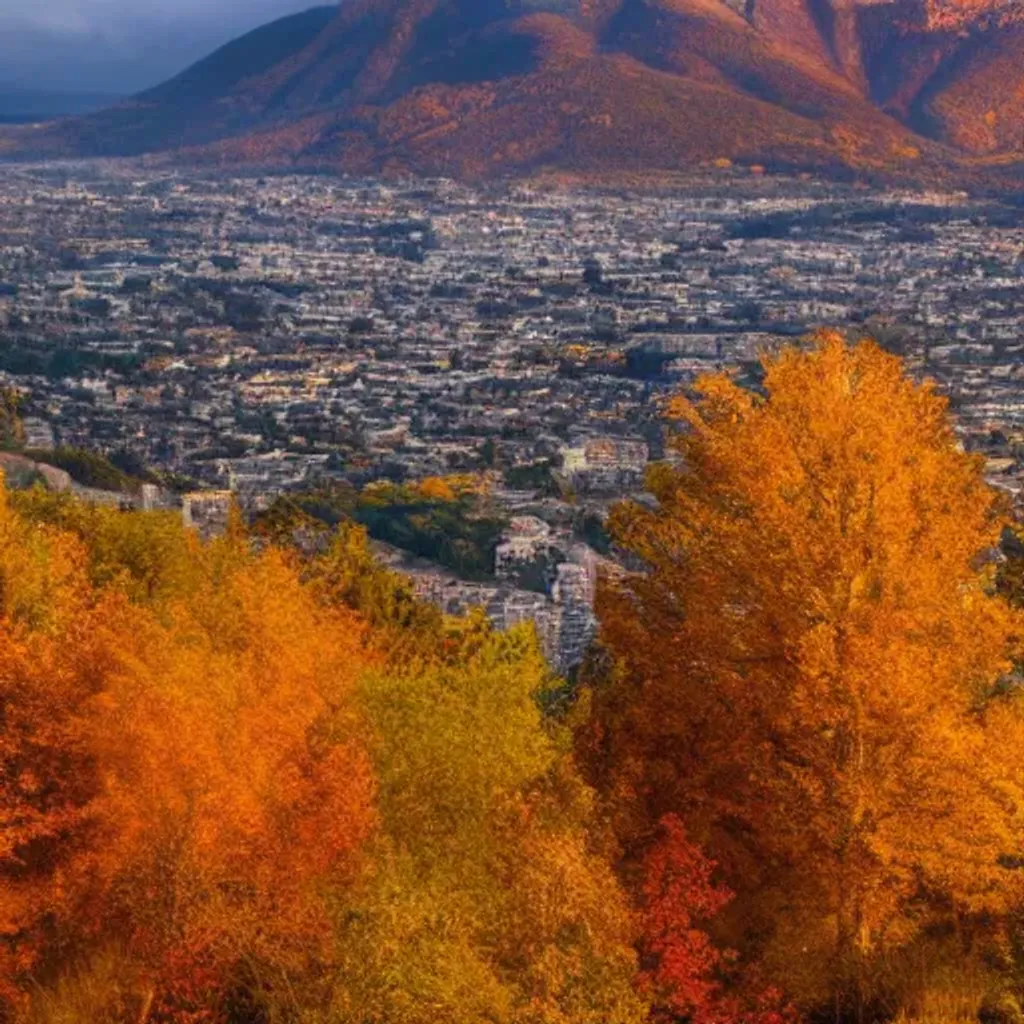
[0,389,24,450]
[10,487,201,605]
[302,624,647,1024]
[593,333,1024,1013]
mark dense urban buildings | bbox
[2,162,1024,668]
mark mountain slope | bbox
[2,0,1023,184]
[908,26,1024,155]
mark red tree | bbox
[641,815,797,1024]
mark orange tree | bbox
[589,333,1024,1016]
[0,484,376,1023]
[0,483,113,1012]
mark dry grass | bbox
[23,950,145,1024]
[890,957,1002,1024]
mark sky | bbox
[0,0,331,94]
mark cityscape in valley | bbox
[2,163,1024,668]
[7,2,1024,1023]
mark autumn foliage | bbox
[0,483,643,1023]
[6,333,1024,1023]
[592,332,1024,1020]
[0,491,376,1022]
[639,815,732,1019]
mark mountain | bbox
[2,0,1023,185]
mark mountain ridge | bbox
[1,0,1023,186]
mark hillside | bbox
[2,0,1023,183]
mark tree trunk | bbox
[137,986,155,1024]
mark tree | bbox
[639,814,732,1021]
[11,487,200,605]
[0,388,25,450]
[638,815,796,1024]
[304,524,446,658]
[0,483,377,1022]
[592,333,1024,1016]
[0,484,109,1012]
[78,544,376,1021]
[289,625,647,1024]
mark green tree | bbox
[0,387,25,450]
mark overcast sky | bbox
[0,0,331,93]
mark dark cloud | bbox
[0,1,332,93]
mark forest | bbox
[4,333,1024,1024]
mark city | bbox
[1,162,1024,670]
